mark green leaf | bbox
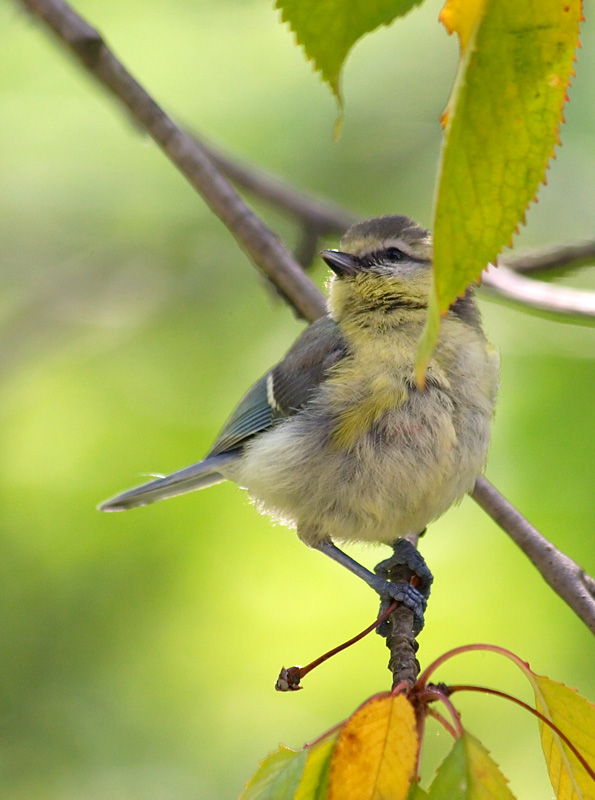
[426,733,516,800]
[427,738,467,800]
[241,745,308,800]
[417,0,582,376]
[275,0,424,107]
[408,780,430,799]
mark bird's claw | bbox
[375,538,433,599]
[375,538,433,636]
[377,581,427,636]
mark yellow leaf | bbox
[440,0,486,55]
[532,674,595,800]
[328,692,418,800]
[438,0,486,129]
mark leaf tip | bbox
[333,99,345,140]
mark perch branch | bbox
[19,0,595,635]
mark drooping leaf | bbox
[426,733,516,800]
[532,674,595,800]
[241,745,308,799]
[275,0,425,108]
[296,729,342,800]
[328,692,418,799]
[416,0,582,376]
[427,738,468,799]
[463,732,516,800]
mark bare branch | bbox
[472,477,595,634]
[198,138,595,320]
[502,239,595,275]
[19,0,325,323]
[481,264,595,322]
[199,138,595,319]
[19,0,595,635]
[196,135,357,237]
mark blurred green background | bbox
[1,0,594,797]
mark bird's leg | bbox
[374,536,433,636]
[313,539,430,635]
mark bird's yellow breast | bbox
[326,331,415,450]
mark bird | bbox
[99,215,499,628]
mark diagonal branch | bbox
[18,0,595,635]
[472,477,595,634]
[201,136,595,322]
[196,134,357,237]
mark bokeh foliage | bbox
[0,0,594,798]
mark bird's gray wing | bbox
[208,315,348,456]
[99,316,348,511]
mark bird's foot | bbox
[375,538,433,637]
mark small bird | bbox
[100,215,499,625]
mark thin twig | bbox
[502,239,595,275]
[196,134,357,237]
[481,264,595,323]
[275,601,398,691]
[19,0,595,636]
[19,0,325,323]
[472,477,595,634]
[199,136,595,320]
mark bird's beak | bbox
[320,249,359,277]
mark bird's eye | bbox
[384,247,405,262]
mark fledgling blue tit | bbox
[100,215,499,624]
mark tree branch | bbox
[502,239,595,275]
[19,0,325,323]
[19,0,595,635]
[472,477,595,634]
[481,264,595,323]
[196,135,357,238]
[200,136,595,322]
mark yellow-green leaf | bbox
[532,674,595,800]
[464,732,516,800]
[427,733,516,800]
[435,0,581,306]
[417,0,582,376]
[241,745,308,799]
[408,780,430,799]
[328,692,418,800]
[275,0,424,107]
[414,284,441,390]
[296,729,342,800]
[427,738,468,799]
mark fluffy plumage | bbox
[100,215,499,549]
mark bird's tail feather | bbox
[98,451,240,511]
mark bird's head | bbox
[321,215,433,324]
